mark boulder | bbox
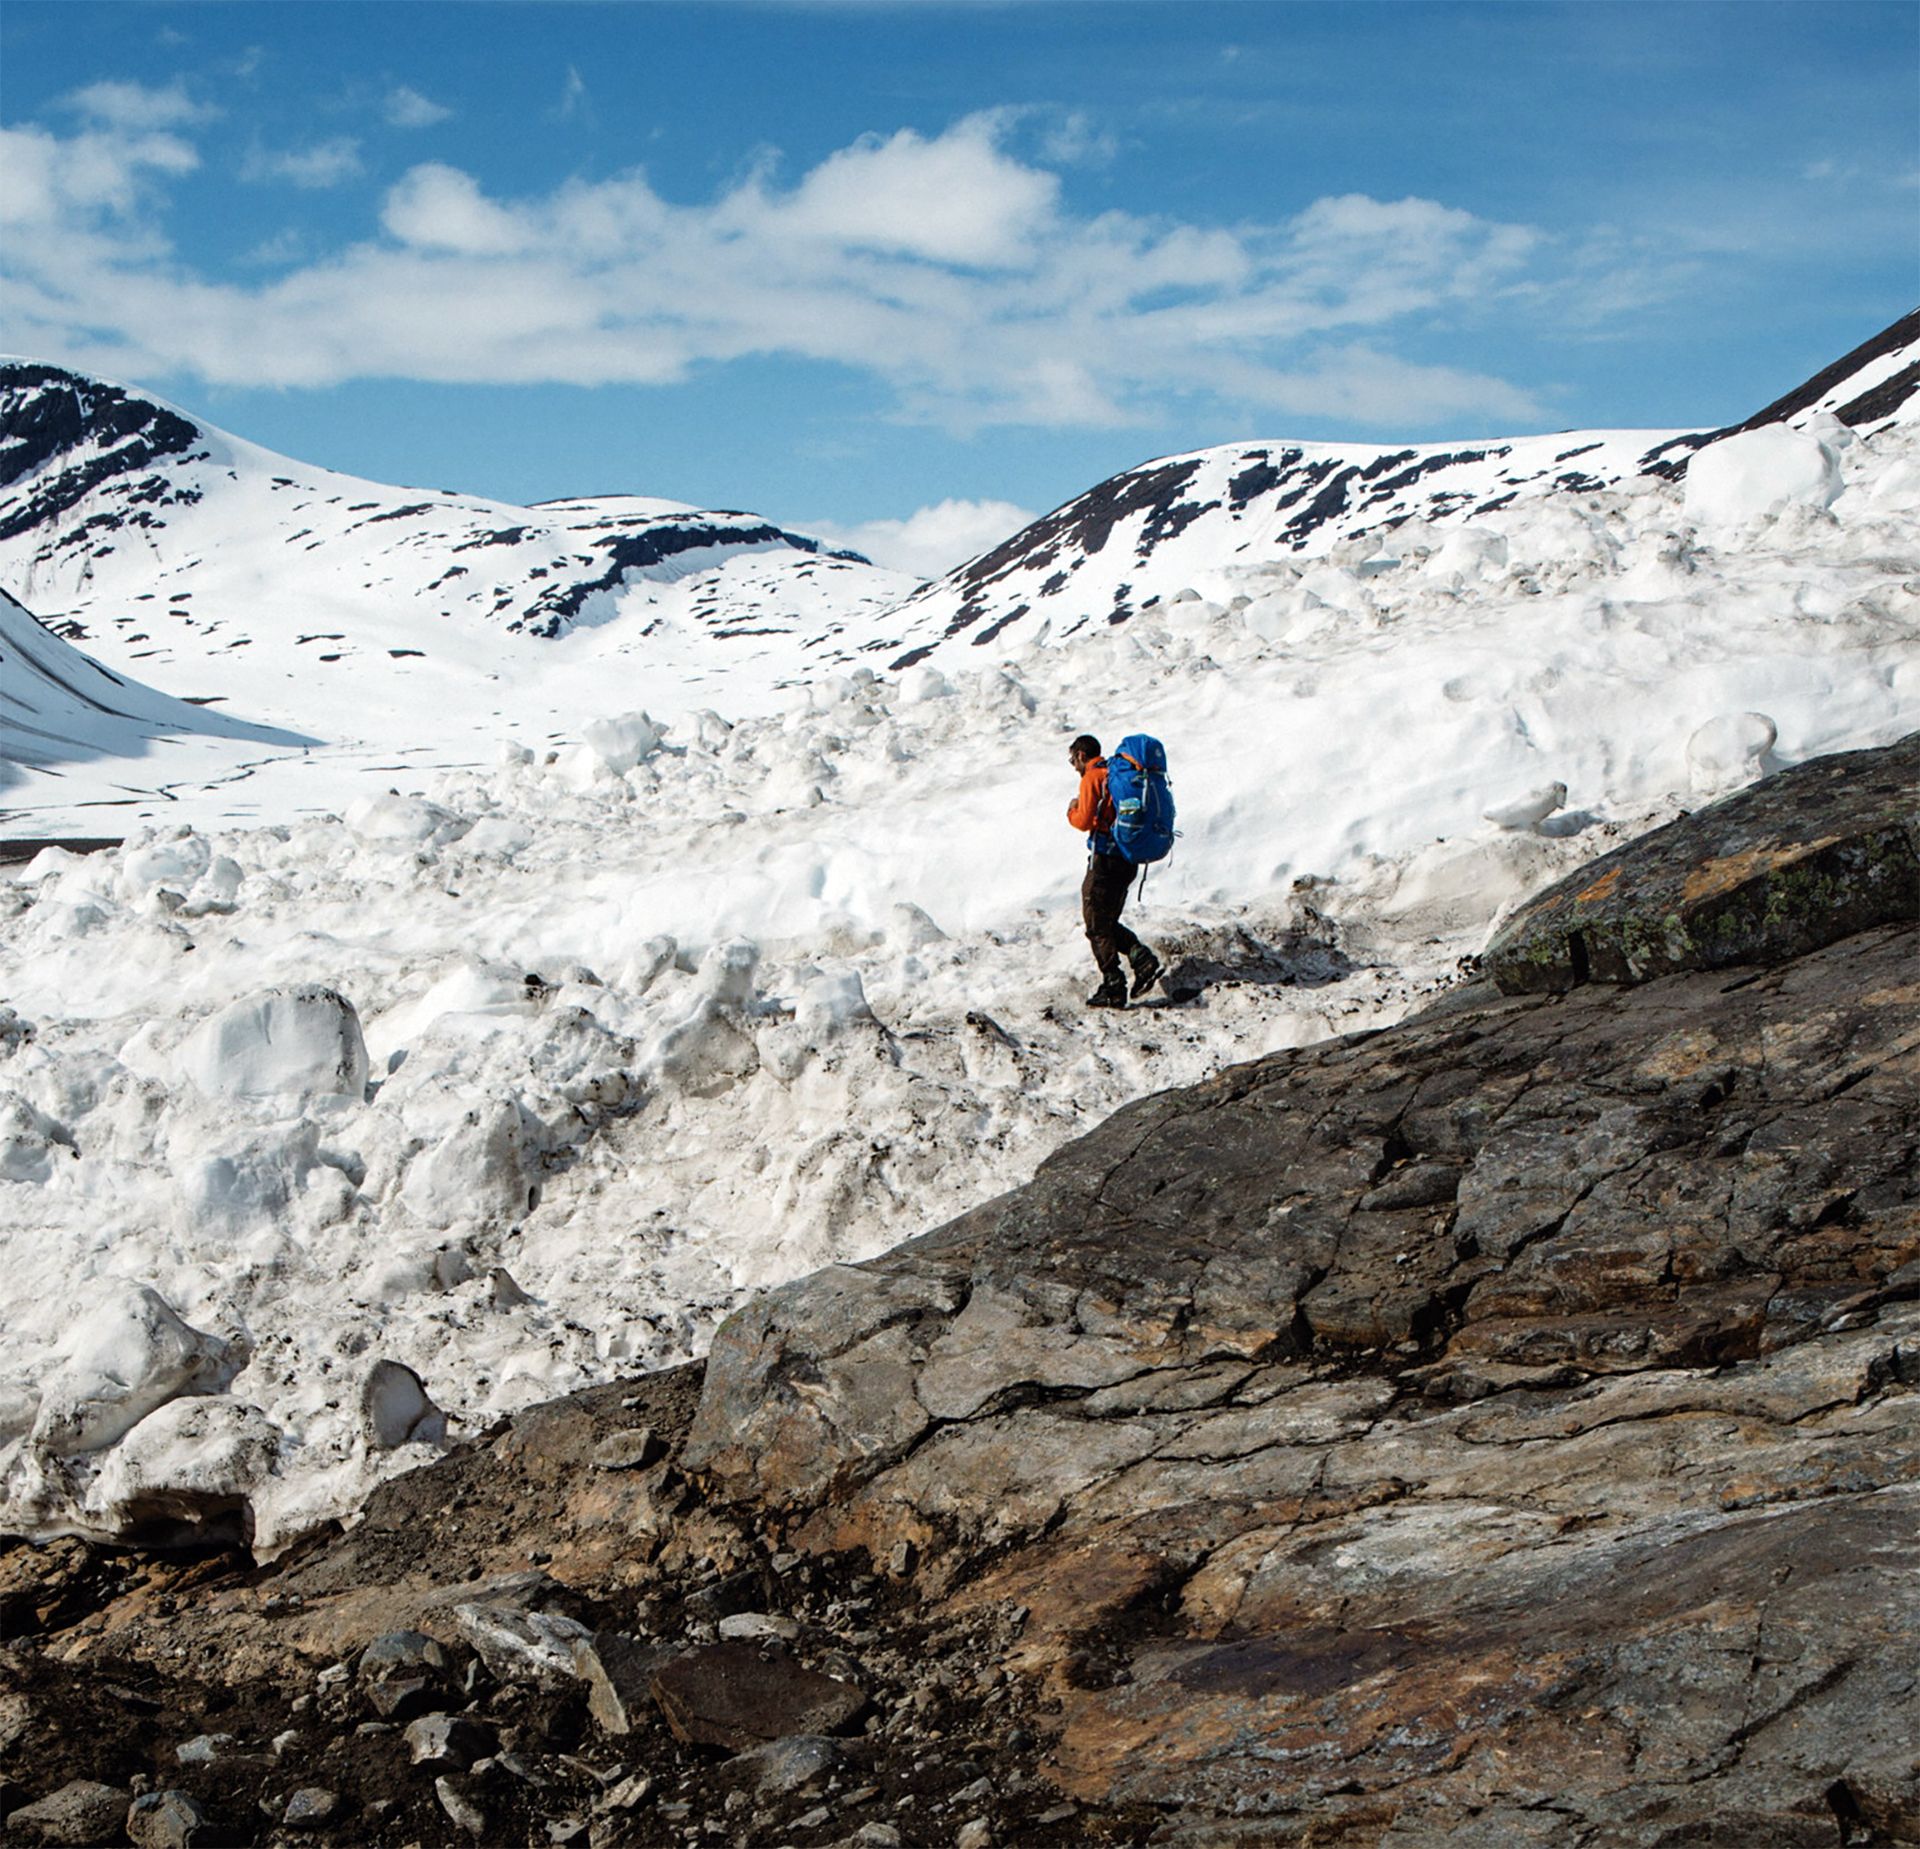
[125,1790,211,1849]
[4,1781,129,1846]
[1486,731,1919,993]
[673,737,1920,1839]
[650,1643,866,1751]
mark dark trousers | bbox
[1081,853,1140,976]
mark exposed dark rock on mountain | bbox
[4,736,1917,1847]
[882,308,1920,667]
[0,365,208,550]
[1726,306,1920,437]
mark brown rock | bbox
[649,1642,866,1750]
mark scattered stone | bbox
[453,1602,592,1688]
[5,1781,130,1846]
[716,1612,799,1642]
[589,1427,663,1470]
[403,1713,494,1771]
[571,1630,676,1736]
[955,1821,993,1849]
[281,1788,341,1829]
[364,1675,433,1721]
[650,1643,867,1751]
[434,1775,489,1839]
[173,1734,236,1764]
[592,1773,651,1813]
[127,1790,212,1849]
[359,1629,452,1681]
[731,1734,845,1795]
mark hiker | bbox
[1067,733,1163,1009]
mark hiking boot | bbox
[1128,947,1163,999]
[1086,971,1129,1009]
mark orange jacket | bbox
[1068,759,1116,842]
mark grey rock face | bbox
[678,744,1920,1842]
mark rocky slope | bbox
[2,734,1917,1848]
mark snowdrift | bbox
[0,314,1915,1548]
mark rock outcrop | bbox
[1485,731,1919,994]
[3,736,1917,1848]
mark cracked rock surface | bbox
[4,739,1918,1847]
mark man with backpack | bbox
[1067,733,1165,1009]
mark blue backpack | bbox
[1107,733,1176,863]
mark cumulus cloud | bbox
[805,498,1037,579]
[2,107,1564,432]
[762,120,1059,266]
[385,85,452,129]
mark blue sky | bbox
[3,1,1915,571]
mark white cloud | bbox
[62,80,214,131]
[382,163,528,253]
[385,85,453,129]
[805,498,1037,578]
[0,123,197,228]
[755,119,1058,267]
[241,138,364,190]
[2,109,1564,431]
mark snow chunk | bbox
[360,1359,448,1450]
[31,1286,239,1457]
[182,986,370,1104]
[794,966,875,1040]
[1686,712,1778,794]
[0,1091,74,1183]
[86,1396,280,1543]
[1685,428,1842,527]
[345,792,470,847]
[580,711,665,774]
[401,1096,534,1229]
[650,940,761,1095]
[1483,782,1568,834]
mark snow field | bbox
[1,410,1916,1549]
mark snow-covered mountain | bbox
[0,361,919,783]
[882,309,1920,668]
